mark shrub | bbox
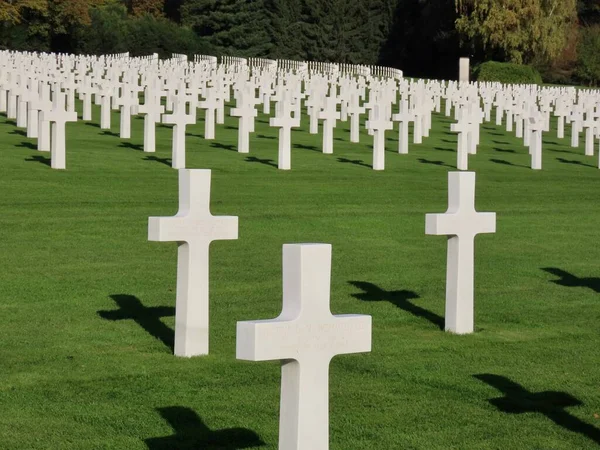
[575,25,600,86]
[474,61,543,85]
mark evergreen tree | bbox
[181,0,272,57]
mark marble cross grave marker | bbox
[148,169,238,357]
[392,100,414,154]
[162,88,196,169]
[41,90,77,170]
[236,243,372,450]
[230,88,258,154]
[425,172,496,334]
[270,91,301,170]
[366,104,393,171]
[450,111,470,170]
[318,97,340,154]
[137,86,165,153]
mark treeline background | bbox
[1,0,600,84]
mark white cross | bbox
[137,86,165,153]
[26,79,41,139]
[98,83,113,130]
[318,97,340,154]
[305,93,323,135]
[198,88,218,140]
[230,87,258,154]
[41,90,77,170]
[148,169,238,357]
[78,77,96,121]
[570,109,583,148]
[366,104,393,170]
[425,172,496,334]
[582,113,597,157]
[346,93,365,143]
[35,82,52,151]
[465,105,484,155]
[162,88,196,169]
[116,84,138,139]
[450,110,470,170]
[270,91,300,170]
[392,100,414,154]
[15,74,29,128]
[529,115,544,170]
[236,243,372,450]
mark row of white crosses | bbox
[1,50,445,173]
[8,50,600,176]
[145,166,495,448]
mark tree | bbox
[125,0,164,17]
[576,24,600,84]
[181,0,272,57]
[455,0,578,64]
[74,1,129,54]
[0,0,47,24]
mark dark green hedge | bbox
[474,61,543,85]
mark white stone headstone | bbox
[237,243,372,450]
[425,172,496,334]
[148,169,238,357]
[41,90,77,170]
[162,88,196,169]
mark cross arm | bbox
[236,314,372,362]
[426,212,496,236]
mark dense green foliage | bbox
[78,4,204,57]
[575,25,600,86]
[2,0,600,81]
[1,100,600,449]
[475,61,543,85]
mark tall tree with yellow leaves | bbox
[455,0,578,64]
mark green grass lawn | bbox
[0,101,599,449]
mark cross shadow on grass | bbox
[10,129,26,136]
[543,146,574,154]
[211,142,237,152]
[556,158,596,169]
[25,155,51,166]
[17,141,38,150]
[101,130,120,138]
[418,158,454,169]
[490,158,529,169]
[256,134,276,140]
[338,157,371,169]
[245,156,277,168]
[145,407,265,449]
[349,281,443,329]
[474,374,600,445]
[542,268,600,293]
[434,147,455,152]
[294,143,320,152]
[120,142,144,151]
[98,294,175,351]
[84,122,101,129]
[145,156,172,167]
[493,148,516,154]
